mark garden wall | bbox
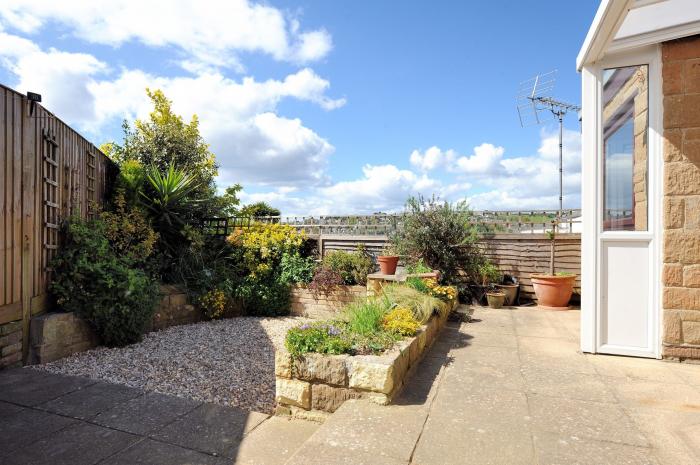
[27,285,197,365]
[275,302,453,419]
[290,285,367,319]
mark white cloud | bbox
[0,0,333,70]
[409,146,456,171]
[0,32,344,187]
[453,143,505,175]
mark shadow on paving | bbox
[0,317,285,465]
[394,321,473,407]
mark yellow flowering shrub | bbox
[227,223,305,277]
[424,278,457,302]
[199,288,227,319]
[383,306,421,336]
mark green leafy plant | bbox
[389,195,483,284]
[100,192,158,268]
[406,259,432,274]
[321,246,375,285]
[478,261,502,286]
[344,297,390,337]
[285,322,350,358]
[50,217,159,347]
[405,276,431,295]
[381,283,446,323]
[279,253,316,284]
[140,164,200,244]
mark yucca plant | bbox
[140,164,200,248]
[382,283,446,324]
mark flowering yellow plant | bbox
[227,223,305,277]
[383,306,421,336]
[199,289,227,319]
[424,278,457,302]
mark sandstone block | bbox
[366,392,390,405]
[685,196,700,230]
[663,60,683,95]
[684,265,700,288]
[665,162,700,196]
[0,330,21,348]
[275,351,292,378]
[663,37,700,61]
[293,354,348,386]
[663,264,684,286]
[311,383,364,412]
[682,320,700,345]
[1,342,21,357]
[169,293,188,307]
[664,287,700,310]
[348,357,394,394]
[664,197,685,229]
[663,310,683,344]
[664,129,683,162]
[275,378,311,409]
[664,230,700,264]
[686,59,700,94]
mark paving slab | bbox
[0,401,78,455]
[520,365,617,403]
[532,432,658,465]
[101,439,229,465]
[586,353,688,383]
[39,381,144,420]
[2,422,139,465]
[0,368,95,406]
[234,416,319,465]
[93,391,201,435]
[151,402,268,458]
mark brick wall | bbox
[290,285,367,320]
[661,35,700,360]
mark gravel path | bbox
[34,316,311,414]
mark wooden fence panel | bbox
[0,84,113,367]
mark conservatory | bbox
[579,0,700,359]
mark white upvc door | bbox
[581,45,662,358]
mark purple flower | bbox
[299,324,311,330]
[326,325,341,336]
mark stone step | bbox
[233,416,320,465]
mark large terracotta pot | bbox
[378,255,399,275]
[531,274,576,309]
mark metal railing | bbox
[201,210,582,237]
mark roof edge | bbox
[577,0,633,71]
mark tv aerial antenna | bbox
[517,70,580,220]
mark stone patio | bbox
[2,306,700,464]
[0,368,317,465]
[285,306,700,465]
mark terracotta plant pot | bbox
[378,255,399,275]
[496,283,519,306]
[531,274,576,309]
[486,292,506,309]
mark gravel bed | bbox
[34,316,311,414]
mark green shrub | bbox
[279,253,316,284]
[322,246,374,285]
[478,261,502,285]
[389,195,483,284]
[50,217,159,347]
[238,276,290,316]
[406,276,431,294]
[382,283,446,323]
[100,192,158,268]
[285,322,350,358]
[406,259,432,274]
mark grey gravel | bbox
[33,317,311,414]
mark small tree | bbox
[389,195,482,284]
[240,201,281,218]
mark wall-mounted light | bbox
[27,91,41,116]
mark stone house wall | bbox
[661,35,700,360]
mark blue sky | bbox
[0,0,598,215]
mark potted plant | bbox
[377,245,400,275]
[496,274,519,306]
[531,225,576,309]
[486,285,506,309]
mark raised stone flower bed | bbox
[275,297,456,420]
[290,284,367,319]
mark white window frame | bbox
[580,44,663,358]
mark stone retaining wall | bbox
[275,299,455,419]
[27,285,198,365]
[0,321,23,369]
[290,285,367,319]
